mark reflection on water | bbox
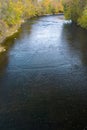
[0,15,87,130]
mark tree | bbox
[63,0,87,29]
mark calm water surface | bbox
[0,15,87,130]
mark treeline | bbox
[63,0,87,29]
[0,0,63,43]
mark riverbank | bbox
[0,20,25,52]
[0,0,64,53]
[0,13,64,52]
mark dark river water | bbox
[0,15,87,130]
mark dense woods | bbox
[63,0,87,29]
[0,0,63,44]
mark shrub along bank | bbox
[63,0,87,29]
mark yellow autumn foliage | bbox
[0,0,63,27]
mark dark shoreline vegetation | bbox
[0,0,63,52]
[63,0,87,29]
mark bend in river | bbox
[0,15,87,130]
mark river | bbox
[0,15,87,130]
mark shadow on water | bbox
[0,18,38,75]
[62,22,87,66]
[0,29,22,75]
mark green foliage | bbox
[22,0,36,18]
[63,0,81,21]
[78,8,87,29]
[0,0,24,26]
[63,0,87,29]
